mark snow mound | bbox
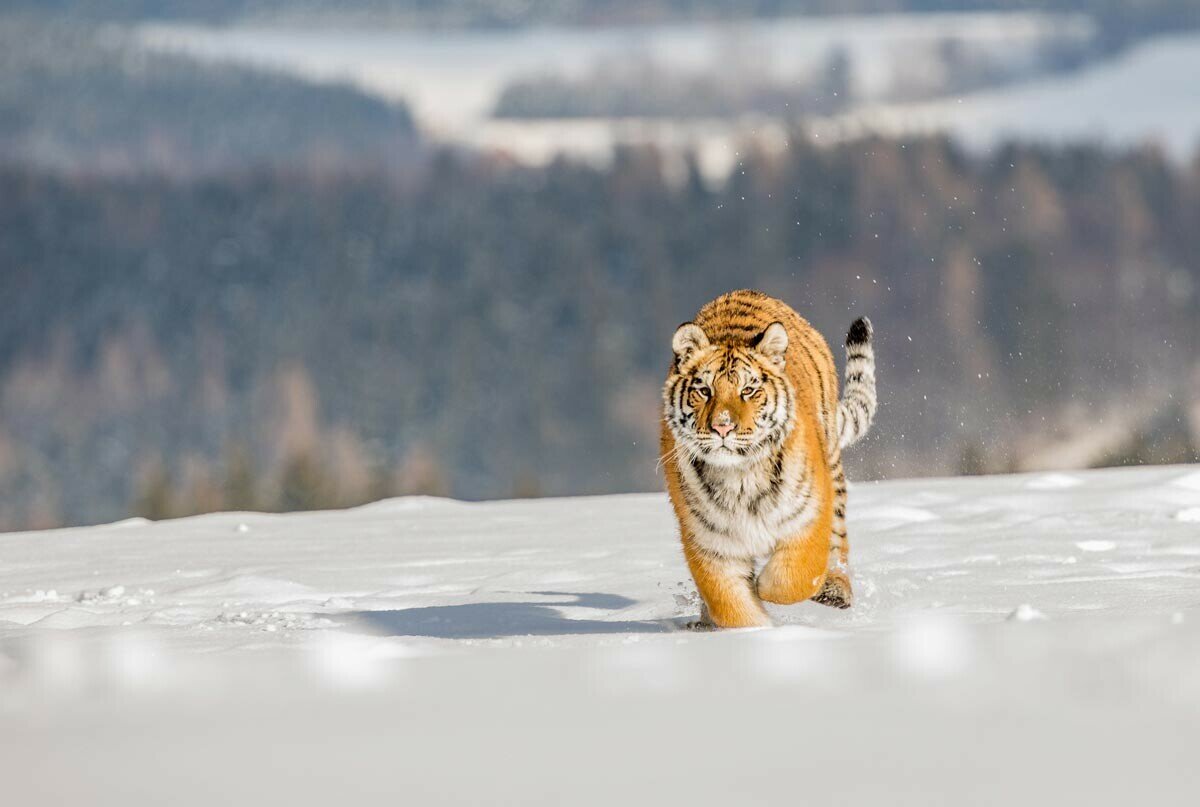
[856,505,940,528]
[1176,507,1200,523]
[1025,473,1083,490]
[103,517,152,529]
[1007,603,1048,622]
[172,574,327,606]
[1076,539,1117,552]
[1171,471,1200,492]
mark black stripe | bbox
[791,333,831,427]
[749,448,786,516]
[776,376,793,432]
[690,456,723,509]
[680,486,723,535]
[774,491,814,529]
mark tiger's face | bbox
[663,321,794,467]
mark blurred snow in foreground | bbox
[2,466,1200,804]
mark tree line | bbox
[1,134,1198,529]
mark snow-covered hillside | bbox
[4,466,1200,804]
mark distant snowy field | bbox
[136,19,1200,172]
[4,466,1200,804]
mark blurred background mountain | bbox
[1,1,1198,530]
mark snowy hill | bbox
[4,466,1200,804]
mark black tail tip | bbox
[846,316,873,346]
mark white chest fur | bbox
[678,453,817,560]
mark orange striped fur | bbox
[661,290,875,628]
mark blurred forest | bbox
[3,136,1199,529]
[0,20,418,175]
[1,7,1199,530]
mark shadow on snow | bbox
[343,591,678,639]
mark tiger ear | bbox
[752,322,788,366]
[671,322,709,368]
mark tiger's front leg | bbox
[682,537,771,629]
[757,500,833,606]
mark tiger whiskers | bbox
[655,441,696,475]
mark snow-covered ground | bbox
[4,466,1200,804]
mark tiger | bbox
[660,289,877,628]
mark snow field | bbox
[2,465,1200,804]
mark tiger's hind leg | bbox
[813,458,853,609]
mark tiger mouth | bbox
[698,441,757,464]
[698,428,786,461]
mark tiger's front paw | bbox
[684,602,714,631]
[702,598,773,629]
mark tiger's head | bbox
[662,321,795,467]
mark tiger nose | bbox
[712,421,735,438]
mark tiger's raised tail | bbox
[836,316,877,450]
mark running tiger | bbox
[660,289,877,628]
